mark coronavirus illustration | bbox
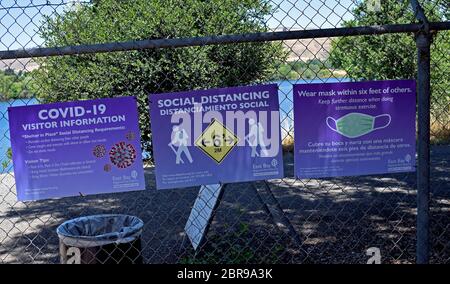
[93,145,107,158]
[109,142,137,169]
[126,131,136,141]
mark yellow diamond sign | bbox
[195,119,239,164]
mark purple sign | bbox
[293,80,416,178]
[8,97,145,201]
[149,84,283,189]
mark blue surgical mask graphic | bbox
[326,112,391,138]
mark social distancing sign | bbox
[7,80,418,200]
[149,84,284,190]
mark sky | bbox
[267,0,356,30]
[0,0,357,51]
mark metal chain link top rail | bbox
[0,0,449,264]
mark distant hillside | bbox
[273,27,334,62]
[0,58,38,72]
[282,37,333,62]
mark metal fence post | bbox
[415,30,432,264]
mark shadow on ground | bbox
[0,146,448,264]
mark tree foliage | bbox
[33,0,285,156]
[1,148,12,173]
[273,59,344,80]
[329,0,449,109]
[0,69,34,101]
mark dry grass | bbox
[282,135,295,152]
[431,121,450,145]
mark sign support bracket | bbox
[253,180,307,260]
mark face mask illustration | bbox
[326,112,391,138]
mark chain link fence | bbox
[0,0,449,264]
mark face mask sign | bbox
[294,80,416,179]
[326,112,391,138]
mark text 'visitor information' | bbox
[8,97,145,201]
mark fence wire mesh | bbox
[0,0,449,264]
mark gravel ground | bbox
[0,145,449,264]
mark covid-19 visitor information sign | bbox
[293,79,416,178]
[8,97,145,201]
[149,84,284,189]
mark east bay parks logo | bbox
[195,119,239,164]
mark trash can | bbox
[57,214,143,264]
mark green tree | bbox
[0,69,34,101]
[329,0,449,111]
[32,0,285,157]
[1,148,12,173]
